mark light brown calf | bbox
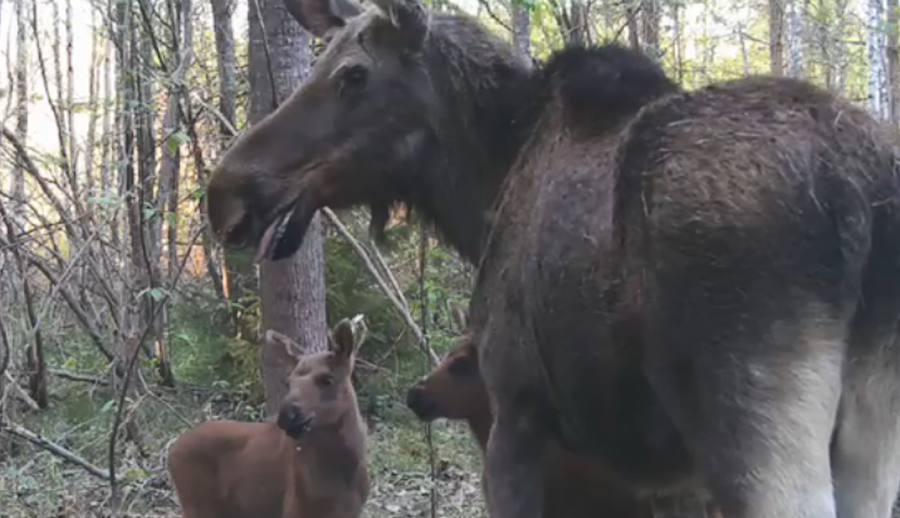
[406,311,720,518]
[168,317,369,518]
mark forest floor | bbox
[0,377,487,518]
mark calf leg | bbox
[648,305,844,518]
[831,353,900,518]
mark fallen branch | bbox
[2,421,111,480]
[49,368,110,386]
[3,371,39,411]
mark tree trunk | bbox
[511,0,530,58]
[786,0,804,77]
[211,0,237,144]
[888,0,899,124]
[641,0,660,61]
[627,3,640,50]
[212,0,252,337]
[65,0,76,176]
[249,0,328,417]
[672,2,683,84]
[12,0,27,224]
[769,0,785,76]
[868,0,888,118]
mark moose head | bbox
[266,315,367,438]
[206,0,533,263]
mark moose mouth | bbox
[254,197,316,263]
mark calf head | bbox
[207,0,439,262]
[266,316,367,438]
[406,310,489,421]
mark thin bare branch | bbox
[323,208,439,366]
[3,421,111,480]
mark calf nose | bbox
[276,404,312,438]
[406,384,437,421]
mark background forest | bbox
[0,0,894,516]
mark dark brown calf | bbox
[406,312,720,518]
[168,318,369,518]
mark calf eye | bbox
[447,358,474,377]
[339,65,369,95]
[316,375,336,387]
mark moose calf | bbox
[168,317,369,518]
[407,311,719,518]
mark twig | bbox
[191,92,241,141]
[2,421,111,480]
[418,222,438,518]
[368,237,409,311]
[0,309,9,378]
[3,371,39,411]
[49,368,111,386]
[323,208,438,366]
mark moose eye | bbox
[339,65,369,94]
[447,358,474,377]
[316,375,336,387]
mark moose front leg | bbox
[484,402,547,518]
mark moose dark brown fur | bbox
[168,318,369,518]
[205,0,900,516]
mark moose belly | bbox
[528,267,696,493]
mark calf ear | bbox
[282,0,363,40]
[369,0,429,52]
[265,329,303,362]
[331,318,357,361]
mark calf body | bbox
[204,0,900,515]
[169,319,369,518]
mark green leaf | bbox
[166,131,191,157]
[100,399,115,413]
[166,212,179,226]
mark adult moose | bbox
[204,0,900,515]
[168,317,369,518]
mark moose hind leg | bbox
[648,303,844,518]
[831,356,900,518]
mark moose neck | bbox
[410,16,542,264]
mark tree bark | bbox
[211,0,237,145]
[212,0,252,337]
[868,0,888,118]
[641,0,660,61]
[511,0,530,58]
[769,0,785,76]
[12,0,27,223]
[888,0,899,124]
[785,0,804,77]
[249,0,328,417]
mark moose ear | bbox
[282,0,363,40]
[450,305,468,332]
[265,329,303,362]
[369,0,429,52]
[330,318,357,360]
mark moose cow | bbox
[168,317,369,518]
[204,0,900,515]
